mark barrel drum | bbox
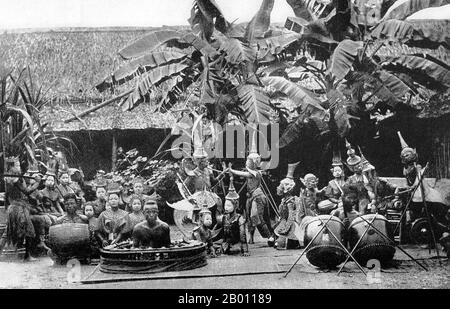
[304,215,347,269]
[349,214,396,266]
[48,223,90,260]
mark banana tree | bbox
[279,0,450,148]
[90,0,311,129]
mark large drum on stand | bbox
[48,223,90,263]
[349,214,395,266]
[304,215,347,269]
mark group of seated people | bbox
[0,159,169,262]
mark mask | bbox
[332,167,343,178]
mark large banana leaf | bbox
[285,0,333,21]
[181,32,219,58]
[329,40,364,80]
[237,84,272,124]
[286,0,313,20]
[245,0,275,41]
[371,20,420,43]
[118,30,184,60]
[407,12,450,48]
[103,51,188,91]
[255,31,302,62]
[219,37,256,64]
[372,19,449,48]
[189,0,229,41]
[381,0,449,21]
[121,63,189,111]
[375,70,418,106]
[158,75,184,112]
[382,54,450,87]
[262,76,324,111]
[327,89,351,137]
[262,76,330,134]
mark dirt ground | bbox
[0,228,449,289]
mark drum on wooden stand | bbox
[48,223,90,262]
[349,214,396,266]
[304,215,347,269]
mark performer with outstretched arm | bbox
[228,127,274,246]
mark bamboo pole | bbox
[0,120,7,204]
[111,130,117,172]
[63,89,133,123]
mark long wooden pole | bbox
[111,130,118,172]
[0,120,7,205]
[64,89,133,123]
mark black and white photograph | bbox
[0,0,449,292]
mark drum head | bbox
[410,218,433,245]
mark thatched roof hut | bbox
[0,27,182,178]
[0,26,188,100]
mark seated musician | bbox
[332,185,360,226]
[344,141,373,214]
[192,208,217,257]
[331,184,361,248]
[54,194,87,225]
[97,184,128,247]
[132,200,171,249]
[360,155,398,215]
[113,195,146,244]
[323,153,346,213]
[221,180,249,257]
[23,162,52,252]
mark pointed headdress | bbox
[397,131,417,163]
[192,114,208,159]
[358,146,375,172]
[345,139,361,167]
[225,175,240,201]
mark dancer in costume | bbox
[229,126,274,246]
[274,162,300,249]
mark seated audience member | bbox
[40,174,64,216]
[97,184,128,247]
[84,202,102,258]
[93,185,108,217]
[113,195,146,244]
[57,170,85,209]
[132,200,171,249]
